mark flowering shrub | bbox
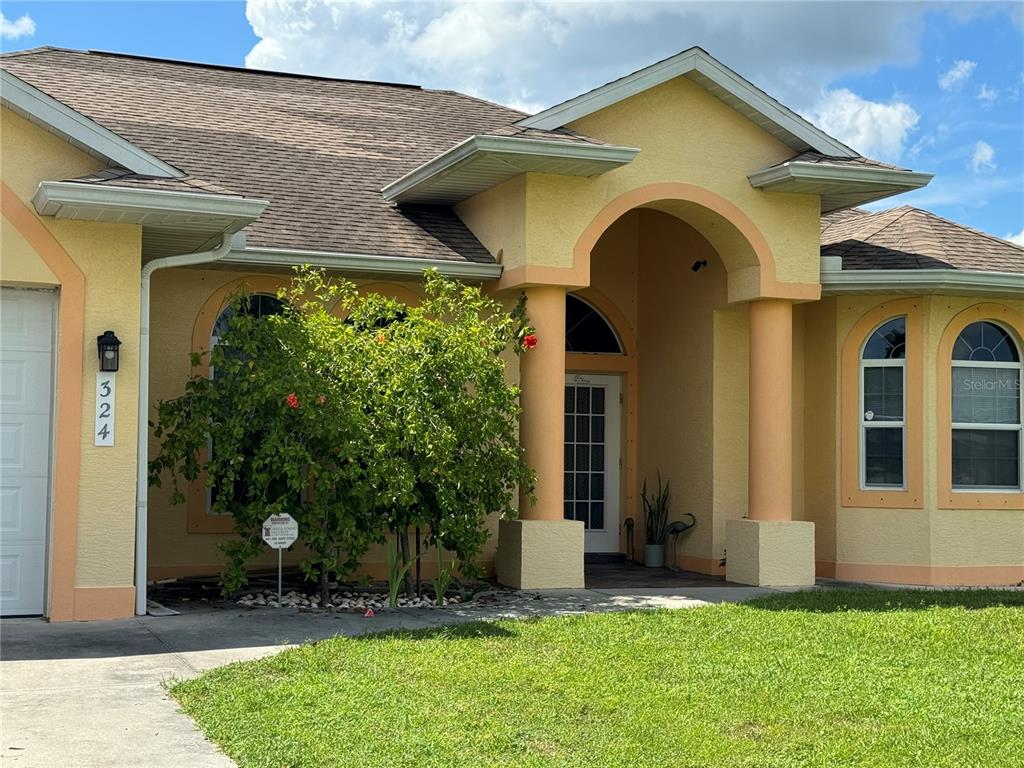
[150,268,534,599]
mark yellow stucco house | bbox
[2,46,1022,621]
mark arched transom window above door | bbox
[565,294,623,354]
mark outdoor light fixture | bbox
[97,330,122,373]
[691,259,708,273]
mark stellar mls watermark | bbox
[960,377,1021,391]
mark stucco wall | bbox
[1,106,142,608]
[802,292,1024,583]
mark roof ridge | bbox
[0,45,81,59]
[429,88,524,117]
[909,206,1024,253]
[35,48,423,90]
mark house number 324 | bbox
[95,373,116,447]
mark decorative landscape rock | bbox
[235,588,468,612]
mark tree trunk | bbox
[399,527,412,597]
[415,527,422,597]
[319,561,330,604]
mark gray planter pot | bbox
[644,544,665,568]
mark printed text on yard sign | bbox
[262,513,298,549]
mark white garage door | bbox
[1,288,55,617]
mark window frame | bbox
[858,330,907,491]
[938,303,1024,510]
[840,299,923,509]
[950,321,1023,493]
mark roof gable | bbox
[518,47,858,159]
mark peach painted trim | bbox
[831,561,1024,586]
[570,183,820,303]
[815,560,837,579]
[840,299,924,509]
[566,287,639,556]
[937,303,1024,510]
[73,586,135,620]
[1,182,85,622]
[748,299,793,521]
[187,275,289,533]
[496,264,590,292]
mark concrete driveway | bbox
[1,585,779,767]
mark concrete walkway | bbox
[1,585,782,768]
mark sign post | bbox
[261,513,298,602]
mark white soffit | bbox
[518,47,858,158]
[382,135,639,205]
[1,69,184,178]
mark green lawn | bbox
[171,589,1024,768]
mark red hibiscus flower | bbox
[286,393,299,409]
[521,333,538,350]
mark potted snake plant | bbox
[642,473,670,568]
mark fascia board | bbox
[381,135,639,202]
[749,162,934,191]
[1,69,184,178]
[518,47,858,158]
[32,180,268,220]
[821,268,1024,296]
[227,246,503,281]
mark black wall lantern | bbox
[97,330,121,373]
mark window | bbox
[565,295,622,354]
[208,294,287,512]
[860,317,906,488]
[951,321,1021,490]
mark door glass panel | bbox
[564,383,610,531]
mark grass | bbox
[171,589,1024,768]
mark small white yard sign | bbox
[262,513,298,601]
[262,513,298,549]
[94,373,115,446]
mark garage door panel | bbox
[1,352,53,413]
[0,547,45,615]
[0,287,54,617]
[1,478,48,541]
[0,289,54,350]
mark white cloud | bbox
[0,11,35,39]
[805,89,919,162]
[977,83,998,104]
[1005,229,1024,246]
[938,59,976,90]
[243,0,931,113]
[970,140,996,173]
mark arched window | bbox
[861,317,906,488]
[208,293,287,512]
[210,293,287,375]
[565,295,622,354]
[951,321,1021,490]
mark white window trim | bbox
[859,357,907,491]
[951,353,1023,493]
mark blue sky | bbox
[2,1,1021,242]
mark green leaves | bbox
[150,267,534,595]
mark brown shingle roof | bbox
[783,150,908,171]
[0,47,552,262]
[821,206,1024,273]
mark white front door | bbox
[0,288,55,617]
[564,373,621,553]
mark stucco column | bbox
[495,284,584,589]
[748,298,793,521]
[726,297,814,587]
[518,285,567,520]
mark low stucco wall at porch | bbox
[146,267,510,582]
[802,293,1024,584]
[2,106,142,619]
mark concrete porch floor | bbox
[585,560,734,589]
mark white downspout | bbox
[135,234,235,616]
